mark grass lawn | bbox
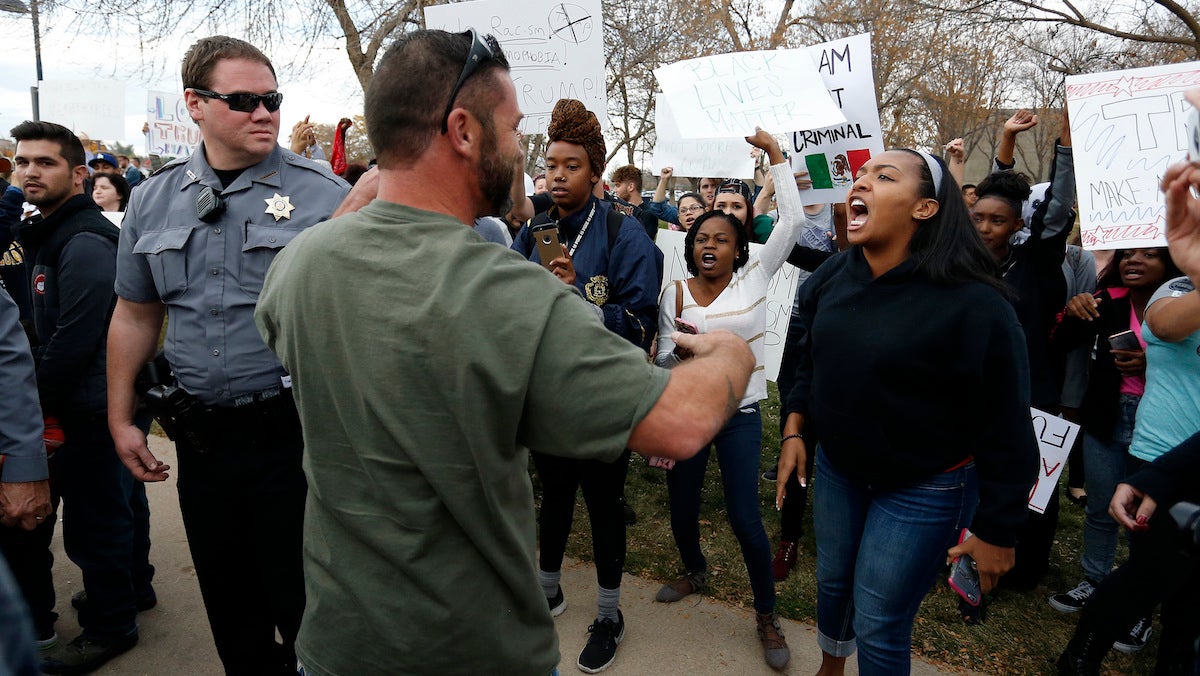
[545,383,1158,675]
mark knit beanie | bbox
[546,99,605,177]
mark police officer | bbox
[105,36,349,674]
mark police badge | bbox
[585,275,609,305]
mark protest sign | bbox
[655,50,845,139]
[39,80,125,140]
[146,91,200,159]
[787,34,885,204]
[425,0,605,136]
[656,229,801,381]
[1066,61,1200,250]
[651,98,756,179]
[1027,408,1081,514]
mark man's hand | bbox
[290,115,316,155]
[0,479,51,530]
[1003,110,1038,136]
[1161,161,1200,284]
[944,138,966,164]
[111,422,170,482]
[1109,482,1156,531]
[660,167,674,180]
[548,244,577,286]
[332,167,379,218]
[946,536,1015,594]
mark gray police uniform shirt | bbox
[115,143,349,406]
[0,288,46,482]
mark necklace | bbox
[567,202,598,257]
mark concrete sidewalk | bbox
[45,436,972,675]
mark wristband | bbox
[781,433,804,444]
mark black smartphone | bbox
[531,223,562,270]
[1108,330,1141,352]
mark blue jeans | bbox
[666,404,775,614]
[813,448,978,675]
[1080,393,1139,582]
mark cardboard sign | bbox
[655,50,845,138]
[1066,61,1200,250]
[1027,408,1081,514]
[651,98,756,179]
[38,80,126,140]
[146,91,200,158]
[425,0,606,136]
[787,34,885,204]
[655,229,801,381]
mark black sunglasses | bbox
[440,29,507,133]
[191,88,283,113]
[717,179,752,202]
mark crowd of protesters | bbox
[0,27,1198,676]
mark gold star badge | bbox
[264,193,295,221]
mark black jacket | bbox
[17,194,119,417]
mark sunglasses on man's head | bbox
[191,88,283,113]
[441,29,508,133]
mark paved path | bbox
[45,436,974,674]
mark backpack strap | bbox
[605,207,623,250]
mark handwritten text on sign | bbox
[655,230,800,380]
[788,33,885,204]
[1027,409,1081,514]
[146,91,200,159]
[651,97,756,179]
[655,50,845,139]
[39,80,126,141]
[425,0,606,136]
[1066,62,1200,250]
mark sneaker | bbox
[1113,616,1152,654]
[548,586,567,617]
[71,589,158,613]
[762,468,778,482]
[771,540,798,582]
[655,571,705,603]
[577,610,624,673]
[1049,579,1096,613]
[40,632,138,675]
[755,612,791,670]
[35,630,57,652]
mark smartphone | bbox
[674,318,699,334]
[531,223,562,270]
[948,529,982,606]
[647,456,676,470]
[1108,330,1141,352]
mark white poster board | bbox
[787,34,885,204]
[655,230,800,381]
[146,91,200,159]
[1066,61,1200,250]
[425,0,606,136]
[651,98,756,179]
[39,80,126,140]
[1027,408,1082,514]
[654,50,845,139]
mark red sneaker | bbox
[772,540,798,582]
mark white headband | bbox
[914,149,944,199]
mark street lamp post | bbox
[0,0,44,121]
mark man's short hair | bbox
[10,121,86,168]
[365,30,510,168]
[610,165,642,190]
[181,36,276,91]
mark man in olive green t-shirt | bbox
[255,30,753,675]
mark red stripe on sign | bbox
[847,149,872,176]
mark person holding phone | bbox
[1048,248,1180,634]
[652,128,803,671]
[776,148,1039,675]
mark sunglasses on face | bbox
[191,88,283,113]
[441,29,508,133]
[717,179,751,202]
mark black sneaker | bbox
[1113,616,1152,654]
[548,586,567,617]
[762,468,778,482]
[71,589,157,613]
[621,499,636,525]
[40,632,138,675]
[35,629,57,652]
[577,610,624,673]
[1049,579,1096,613]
